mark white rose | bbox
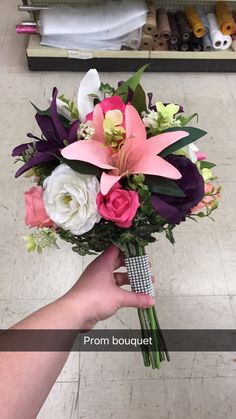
[43,164,101,235]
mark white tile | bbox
[78,377,236,419]
[150,231,227,296]
[37,382,79,419]
[158,296,235,329]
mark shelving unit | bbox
[20,0,236,71]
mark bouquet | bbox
[12,65,220,369]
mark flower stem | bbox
[124,243,170,369]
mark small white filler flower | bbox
[43,164,101,235]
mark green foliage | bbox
[99,82,115,97]
[160,127,207,157]
[60,158,102,177]
[131,84,148,114]
[145,175,185,197]
[58,94,79,120]
[115,64,148,102]
[199,161,216,170]
[177,112,198,126]
[30,101,71,128]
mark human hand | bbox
[65,245,155,329]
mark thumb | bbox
[118,289,154,309]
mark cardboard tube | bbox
[216,1,236,35]
[185,5,206,38]
[143,0,157,35]
[156,8,171,40]
[140,32,153,50]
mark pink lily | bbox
[61,104,189,196]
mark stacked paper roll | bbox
[175,10,192,42]
[216,1,236,35]
[156,8,171,40]
[143,0,156,35]
[185,5,205,38]
[207,13,232,49]
[153,39,168,51]
[140,32,153,50]
[231,35,236,51]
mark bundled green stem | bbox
[124,243,170,369]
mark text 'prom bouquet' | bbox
[12,66,220,369]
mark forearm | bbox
[0,293,85,419]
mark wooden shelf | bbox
[23,1,236,71]
[26,35,236,72]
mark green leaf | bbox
[200,161,216,170]
[177,112,198,126]
[145,175,186,197]
[61,158,102,177]
[115,64,149,102]
[30,101,51,116]
[131,84,148,114]
[159,126,207,157]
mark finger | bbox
[114,272,129,286]
[99,245,123,271]
[118,289,155,309]
[114,273,155,286]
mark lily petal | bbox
[147,130,189,155]
[132,154,182,180]
[125,104,146,141]
[77,69,102,122]
[61,139,114,170]
[15,150,59,178]
[100,172,122,196]
[92,104,105,143]
[12,142,34,157]
[51,87,68,142]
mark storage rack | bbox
[20,0,236,71]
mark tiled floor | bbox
[1,1,236,418]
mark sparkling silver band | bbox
[125,255,154,297]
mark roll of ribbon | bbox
[156,8,171,40]
[180,42,189,51]
[216,1,236,36]
[175,10,192,41]
[185,5,206,38]
[202,33,213,51]
[221,34,232,49]
[140,31,153,50]
[169,42,179,51]
[153,39,169,51]
[195,5,210,33]
[189,33,203,51]
[207,13,224,49]
[143,0,157,35]
[153,31,159,40]
[168,12,179,45]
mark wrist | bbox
[61,289,96,330]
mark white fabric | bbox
[39,1,147,38]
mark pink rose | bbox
[191,182,220,213]
[25,186,53,228]
[96,183,140,228]
[86,96,126,126]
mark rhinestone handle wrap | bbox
[125,255,154,297]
